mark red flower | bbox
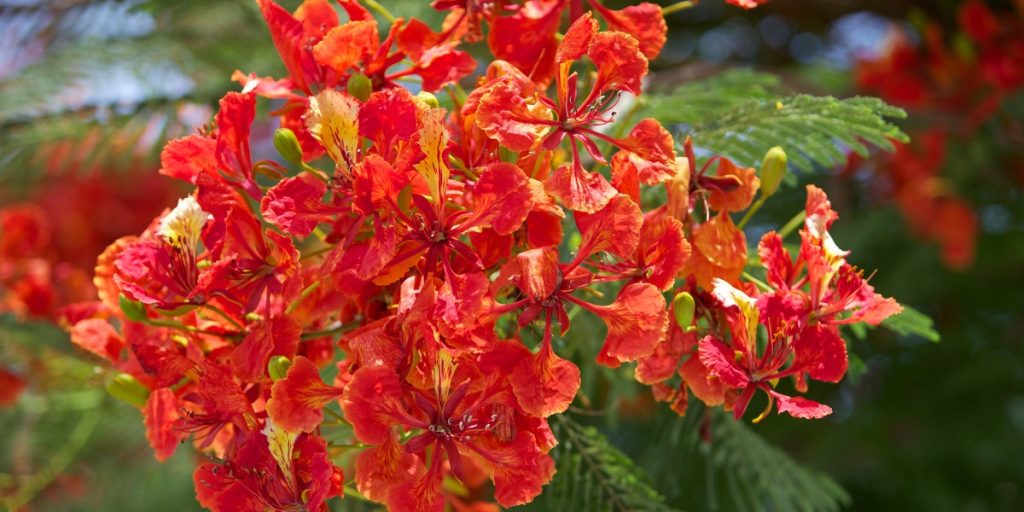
[342,350,555,511]
[194,428,342,512]
[758,186,902,329]
[698,280,837,421]
[161,93,260,198]
[476,12,675,212]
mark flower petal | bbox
[144,388,184,462]
[509,343,580,417]
[574,194,643,260]
[267,356,343,433]
[697,335,750,388]
[590,283,667,366]
[769,389,833,419]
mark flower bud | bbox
[119,294,148,322]
[273,128,304,166]
[759,146,787,198]
[347,72,373,101]
[416,91,440,109]
[106,373,150,407]
[672,292,696,329]
[268,356,292,381]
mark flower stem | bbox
[742,272,773,293]
[324,407,351,426]
[363,0,396,22]
[300,323,357,341]
[662,1,696,16]
[300,244,333,261]
[736,194,767,230]
[286,280,322,315]
[777,210,807,239]
[204,304,244,331]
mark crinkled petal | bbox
[590,283,667,366]
[509,344,580,417]
[546,164,618,214]
[574,194,643,260]
[267,356,343,433]
[144,388,184,462]
[769,389,833,419]
[697,335,750,389]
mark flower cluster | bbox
[854,0,1024,269]
[61,1,898,510]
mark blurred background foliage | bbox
[1,0,1022,510]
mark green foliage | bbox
[642,69,781,123]
[627,405,850,512]
[710,411,850,512]
[880,305,941,343]
[0,0,276,186]
[0,315,197,511]
[641,69,909,174]
[0,37,199,124]
[529,415,679,512]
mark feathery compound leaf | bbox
[642,69,781,125]
[692,95,907,173]
[0,99,200,188]
[529,415,679,512]
[711,411,850,512]
[641,70,908,174]
[880,304,941,342]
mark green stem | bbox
[301,323,356,341]
[777,210,807,239]
[286,281,322,315]
[301,163,330,183]
[203,304,244,331]
[330,443,368,451]
[363,0,396,22]
[736,194,767,230]
[147,319,242,340]
[662,1,695,16]
[323,407,351,426]
[300,244,333,261]
[742,272,773,293]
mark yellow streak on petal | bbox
[712,277,759,345]
[307,89,360,177]
[413,107,451,202]
[262,418,298,485]
[158,196,208,249]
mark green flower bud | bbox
[759,146,787,198]
[106,373,150,407]
[347,72,373,102]
[672,292,696,329]
[416,91,440,109]
[268,356,292,381]
[273,128,304,166]
[119,294,148,322]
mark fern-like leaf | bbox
[880,304,940,342]
[641,70,908,174]
[642,69,781,125]
[529,415,679,512]
[711,411,850,512]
